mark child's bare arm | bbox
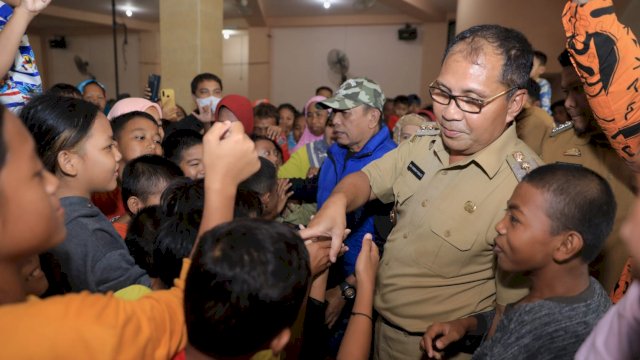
[0,0,49,78]
[337,234,378,360]
[191,121,259,257]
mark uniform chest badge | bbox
[563,148,582,156]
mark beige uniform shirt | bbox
[362,125,539,332]
[515,106,555,157]
[541,127,635,292]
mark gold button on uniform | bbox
[464,201,476,213]
[403,233,409,239]
[421,200,428,207]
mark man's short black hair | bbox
[162,129,203,165]
[551,100,566,111]
[48,83,82,98]
[239,156,277,196]
[190,73,223,95]
[558,49,573,68]
[155,178,204,288]
[444,24,533,97]
[394,95,409,106]
[253,103,279,123]
[315,85,333,96]
[407,94,421,107]
[525,78,541,103]
[276,103,300,124]
[533,50,548,66]
[111,111,158,140]
[184,218,310,358]
[522,163,616,263]
[121,155,183,214]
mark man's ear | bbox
[368,108,381,129]
[57,150,79,177]
[126,196,143,215]
[553,231,584,263]
[505,89,527,124]
[269,328,291,355]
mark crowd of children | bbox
[0,0,639,359]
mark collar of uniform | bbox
[433,124,518,179]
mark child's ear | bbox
[269,328,291,355]
[554,231,584,263]
[127,196,143,215]
[57,150,79,177]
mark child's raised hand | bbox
[18,0,51,14]
[355,234,379,289]
[203,121,259,186]
[275,178,293,215]
[421,320,468,359]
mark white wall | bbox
[271,25,424,111]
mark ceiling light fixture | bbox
[323,1,331,9]
[125,8,133,17]
[222,29,232,40]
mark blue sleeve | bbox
[0,2,13,30]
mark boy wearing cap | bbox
[315,77,396,342]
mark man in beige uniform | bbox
[515,79,555,156]
[540,50,634,292]
[301,25,541,359]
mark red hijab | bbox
[214,95,254,134]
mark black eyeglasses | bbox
[428,81,517,114]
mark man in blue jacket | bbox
[316,77,396,343]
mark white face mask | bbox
[196,96,221,111]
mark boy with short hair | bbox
[113,154,183,238]
[239,157,280,220]
[162,129,204,180]
[111,111,163,172]
[253,103,290,161]
[422,164,613,359]
[183,218,310,359]
[165,72,224,135]
[531,50,552,115]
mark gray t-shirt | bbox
[51,196,151,292]
[472,277,611,360]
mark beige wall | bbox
[420,22,449,105]
[270,25,425,110]
[31,31,142,100]
[222,30,250,100]
[456,0,566,75]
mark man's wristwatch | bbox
[340,281,356,300]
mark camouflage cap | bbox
[317,78,385,112]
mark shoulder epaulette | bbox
[550,121,574,137]
[412,123,440,139]
[507,150,540,182]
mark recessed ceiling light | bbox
[323,1,331,9]
[125,8,133,17]
[222,29,232,40]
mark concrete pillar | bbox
[160,0,223,109]
[248,27,270,102]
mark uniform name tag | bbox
[407,161,425,180]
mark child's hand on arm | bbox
[421,317,477,359]
[194,121,259,249]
